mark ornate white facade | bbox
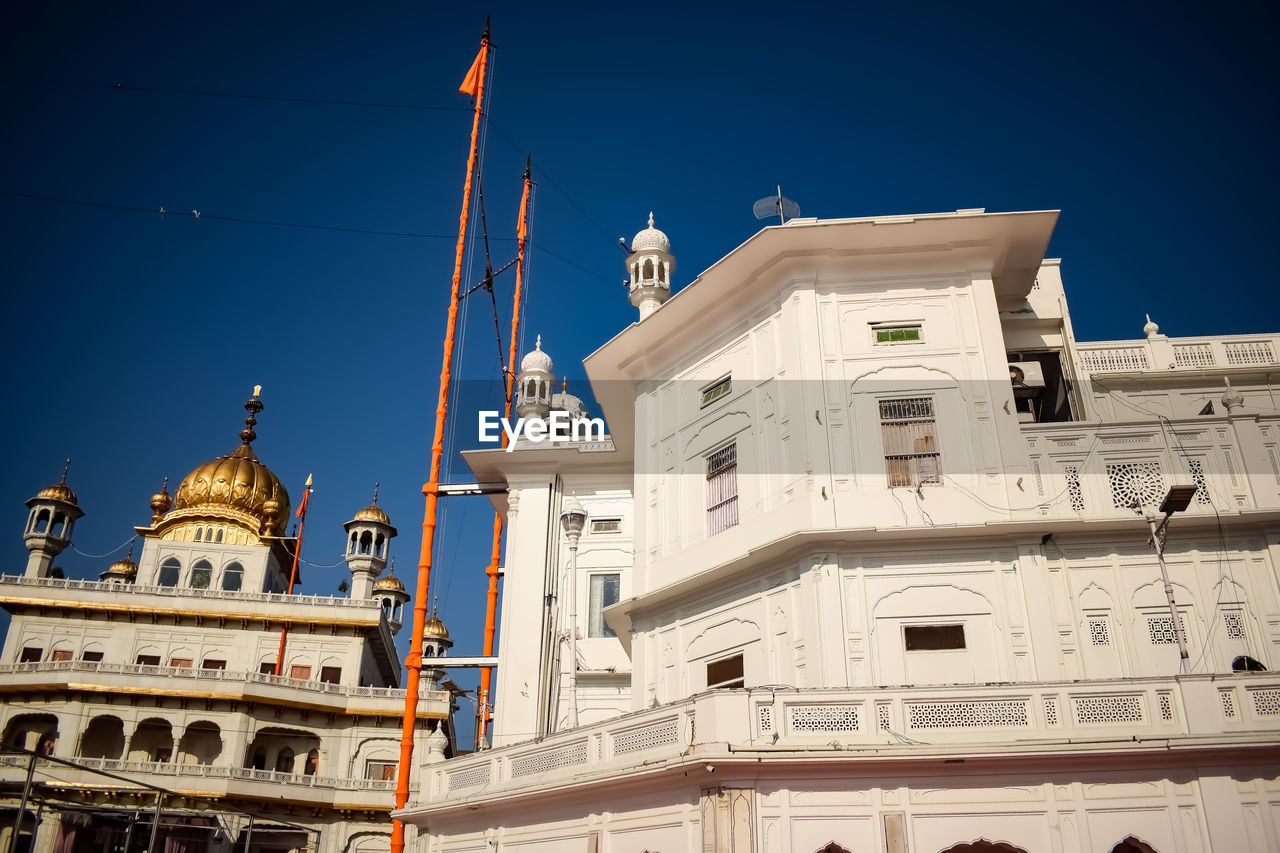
[401,210,1280,852]
[0,393,452,853]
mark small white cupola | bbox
[23,460,83,579]
[343,484,397,599]
[516,335,554,420]
[628,212,674,321]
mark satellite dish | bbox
[753,186,800,223]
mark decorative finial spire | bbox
[60,459,70,484]
[372,482,380,505]
[562,377,568,393]
[388,556,395,576]
[1222,377,1244,412]
[536,334,542,351]
[1143,313,1160,339]
[648,211,654,228]
[241,386,264,445]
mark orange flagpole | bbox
[476,157,531,748]
[274,473,313,676]
[391,21,489,853]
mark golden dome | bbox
[172,444,291,536]
[38,482,78,505]
[373,573,405,593]
[103,557,137,579]
[423,615,450,640]
[354,504,391,525]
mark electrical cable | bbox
[104,81,474,113]
[69,535,138,560]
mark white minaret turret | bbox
[422,603,453,689]
[372,560,411,634]
[628,212,674,321]
[343,485,397,599]
[23,461,84,579]
[515,335,554,420]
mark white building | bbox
[401,209,1280,852]
[0,391,454,853]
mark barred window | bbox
[706,442,739,536]
[700,376,731,408]
[879,397,941,487]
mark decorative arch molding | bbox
[814,843,853,853]
[1078,582,1114,611]
[872,584,993,620]
[686,618,762,660]
[937,839,1029,853]
[683,410,753,459]
[1108,835,1160,853]
[341,831,391,853]
[847,364,967,402]
[1131,580,1196,610]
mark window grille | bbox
[700,376,731,408]
[1146,614,1187,645]
[446,763,490,790]
[1065,465,1084,511]
[1087,616,1111,646]
[758,706,773,733]
[1220,689,1238,719]
[511,741,587,778]
[1252,688,1280,717]
[879,398,940,487]
[788,704,860,734]
[1106,461,1164,510]
[290,665,312,680]
[1187,459,1211,505]
[1073,695,1144,724]
[1158,693,1174,721]
[590,518,621,534]
[588,574,620,638]
[613,718,679,755]
[906,699,1029,730]
[1224,611,1245,639]
[1043,696,1059,727]
[706,443,739,536]
[877,703,891,731]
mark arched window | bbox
[643,259,654,279]
[275,747,295,774]
[632,263,639,280]
[304,749,318,776]
[222,562,243,592]
[215,528,224,543]
[381,599,392,620]
[190,560,212,589]
[195,526,205,542]
[349,532,358,555]
[658,262,666,282]
[376,534,385,557]
[158,558,180,587]
[34,510,50,534]
[1233,655,1266,672]
[51,513,66,537]
[250,746,266,770]
[360,531,373,555]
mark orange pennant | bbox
[459,46,485,97]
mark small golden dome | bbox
[373,573,405,593]
[172,444,291,535]
[38,482,78,505]
[354,504,391,525]
[103,557,137,579]
[150,479,172,524]
[423,615,450,640]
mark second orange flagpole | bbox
[476,157,531,748]
[391,20,490,853]
[274,473,312,676]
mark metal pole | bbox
[122,809,140,853]
[145,793,162,853]
[1150,515,1191,673]
[241,816,254,853]
[8,751,37,853]
[566,533,580,729]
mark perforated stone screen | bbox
[906,699,1029,730]
[788,704,860,734]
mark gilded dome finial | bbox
[373,482,380,505]
[60,459,70,485]
[240,385,264,445]
[150,477,172,524]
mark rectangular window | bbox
[201,659,227,670]
[19,648,43,663]
[872,323,923,344]
[707,653,745,689]
[169,657,193,669]
[290,665,312,680]
[319,666,342,684]
[590,518,622,534]
[136,654,161,666]
[706,442,739,536]
[50,650,73,662]
[81,651,104,663]
[904,624,966,651]
[879,397,941,487]
[700,376,731,408]
[588,574,620,638]
[259,662,277,675]
[1147,615,1187,645]
[365,760,398,781]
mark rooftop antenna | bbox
[753,185,800,225]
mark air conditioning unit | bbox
[1008,361,1045,397]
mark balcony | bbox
[1075,333,1279,375]
[409,674,1280,810]
[0,660,451,718]
[1023,415,1280,518]
[0,754,398,808]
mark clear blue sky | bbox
[2,2,1277,745]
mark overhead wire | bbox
[69,535,138,560]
